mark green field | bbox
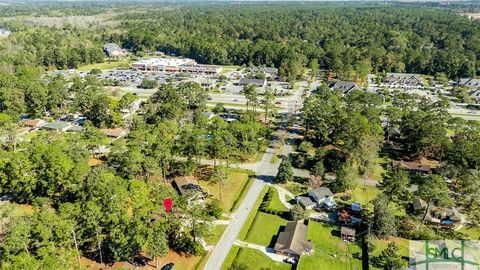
[245,212,289,246]
[336,185,381,208]
[204,225,228,246]
[238,186,269,241]
[77,60,131,71]
[221,247,292,270]
[298,221,363,270]
[266,187,289,212]
[198,169,252,212]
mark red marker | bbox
[163,198,173,213]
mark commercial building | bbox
[103,43,127,58]
[131,58,221,74]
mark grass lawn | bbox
[198,169,251,212]
[77,60,131,71]
[369,156,390,181]
[459,226,480,240]
[279,182,309,196]
[238,186,269,241]
[223,247,292,270]
[204,225,228,246]
[298,221,363,270]
[245,212,289,246]
[267,187,289,212]
[369,236,410,269]
[336,185,381,209]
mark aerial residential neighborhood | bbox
[1,1,480,270]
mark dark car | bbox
[161,262,174,270]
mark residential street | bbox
[203,80,315,270]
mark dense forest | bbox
[1,2,480,80]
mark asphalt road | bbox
[203,80,316,270]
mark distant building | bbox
[21,119,46,128]
[329,81,360,94]
[0,29,11,37]
[131,57,221,74]
[296,196,316,210]
[172,176,203,196]
[103,43,127,58]
[41,121,72,131]
[100,127,128,139]
[274,221,313,259]
[470,89,480,103]
[340,226,356,242]
[392,157,438,174]
[384,73,424,88]
[237,78,267,87]
[459,78,480,88]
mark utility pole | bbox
[72,230,81,268]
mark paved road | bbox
[203,80,316,270]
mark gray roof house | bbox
[41,121,72,131]
[329,81,360,94]
[296,196,316,210]
[103,43,126,58]
[274,221,313,259]
[470,90,480,102]
[384,73,423,87]
[459,78,480,88]
[238,78,267,87]
[308,187,334,204]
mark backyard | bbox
[221,246,292,270]
[244,212,289,246]
[297,221,363,270]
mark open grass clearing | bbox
[77,60,131,71]
[298,221,363,270]
[245,212,289,247]
[222,247,292,270]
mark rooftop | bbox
[41,121,71,130]
[274,221,313,256]
[132,57,196,67]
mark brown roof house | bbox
[274,221,313,259]
[341,226,356,242]
[21,119,46,128]
[100,127,128,139]
[172,176,203,197]
[393,157,438,174]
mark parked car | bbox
[283,257,297,264]
[161,262,174,270]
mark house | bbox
[392,157,438,174]
[459,78,480,88]
[237,78,267,87]
[308,187,334,205]
[274,221,313,259]
[103,43,126,58]
[470,90,480,103]
[172,176,202,196]
[384,73,424,88]
[100,127,128,139]
[412,197,427,212]
[425,206,463,228]
[21,119,46,128]
[40,121,72,131]
[340,226,356,242]
[329,81,360,94]
[66,126,84,132]
[0,29,11,37]
[296,196,316,210]
[338,202,362,226]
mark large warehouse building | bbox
[131,58,222,74]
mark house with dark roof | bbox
[308,187,334,205]
[237,78,267,87]
[295,196,316,210]
[172,176,203,196]
[459,78,480,89]
[469,89,480,103]
[329,81,360,95]
[274,221,313,259]
[384,73,424,88]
